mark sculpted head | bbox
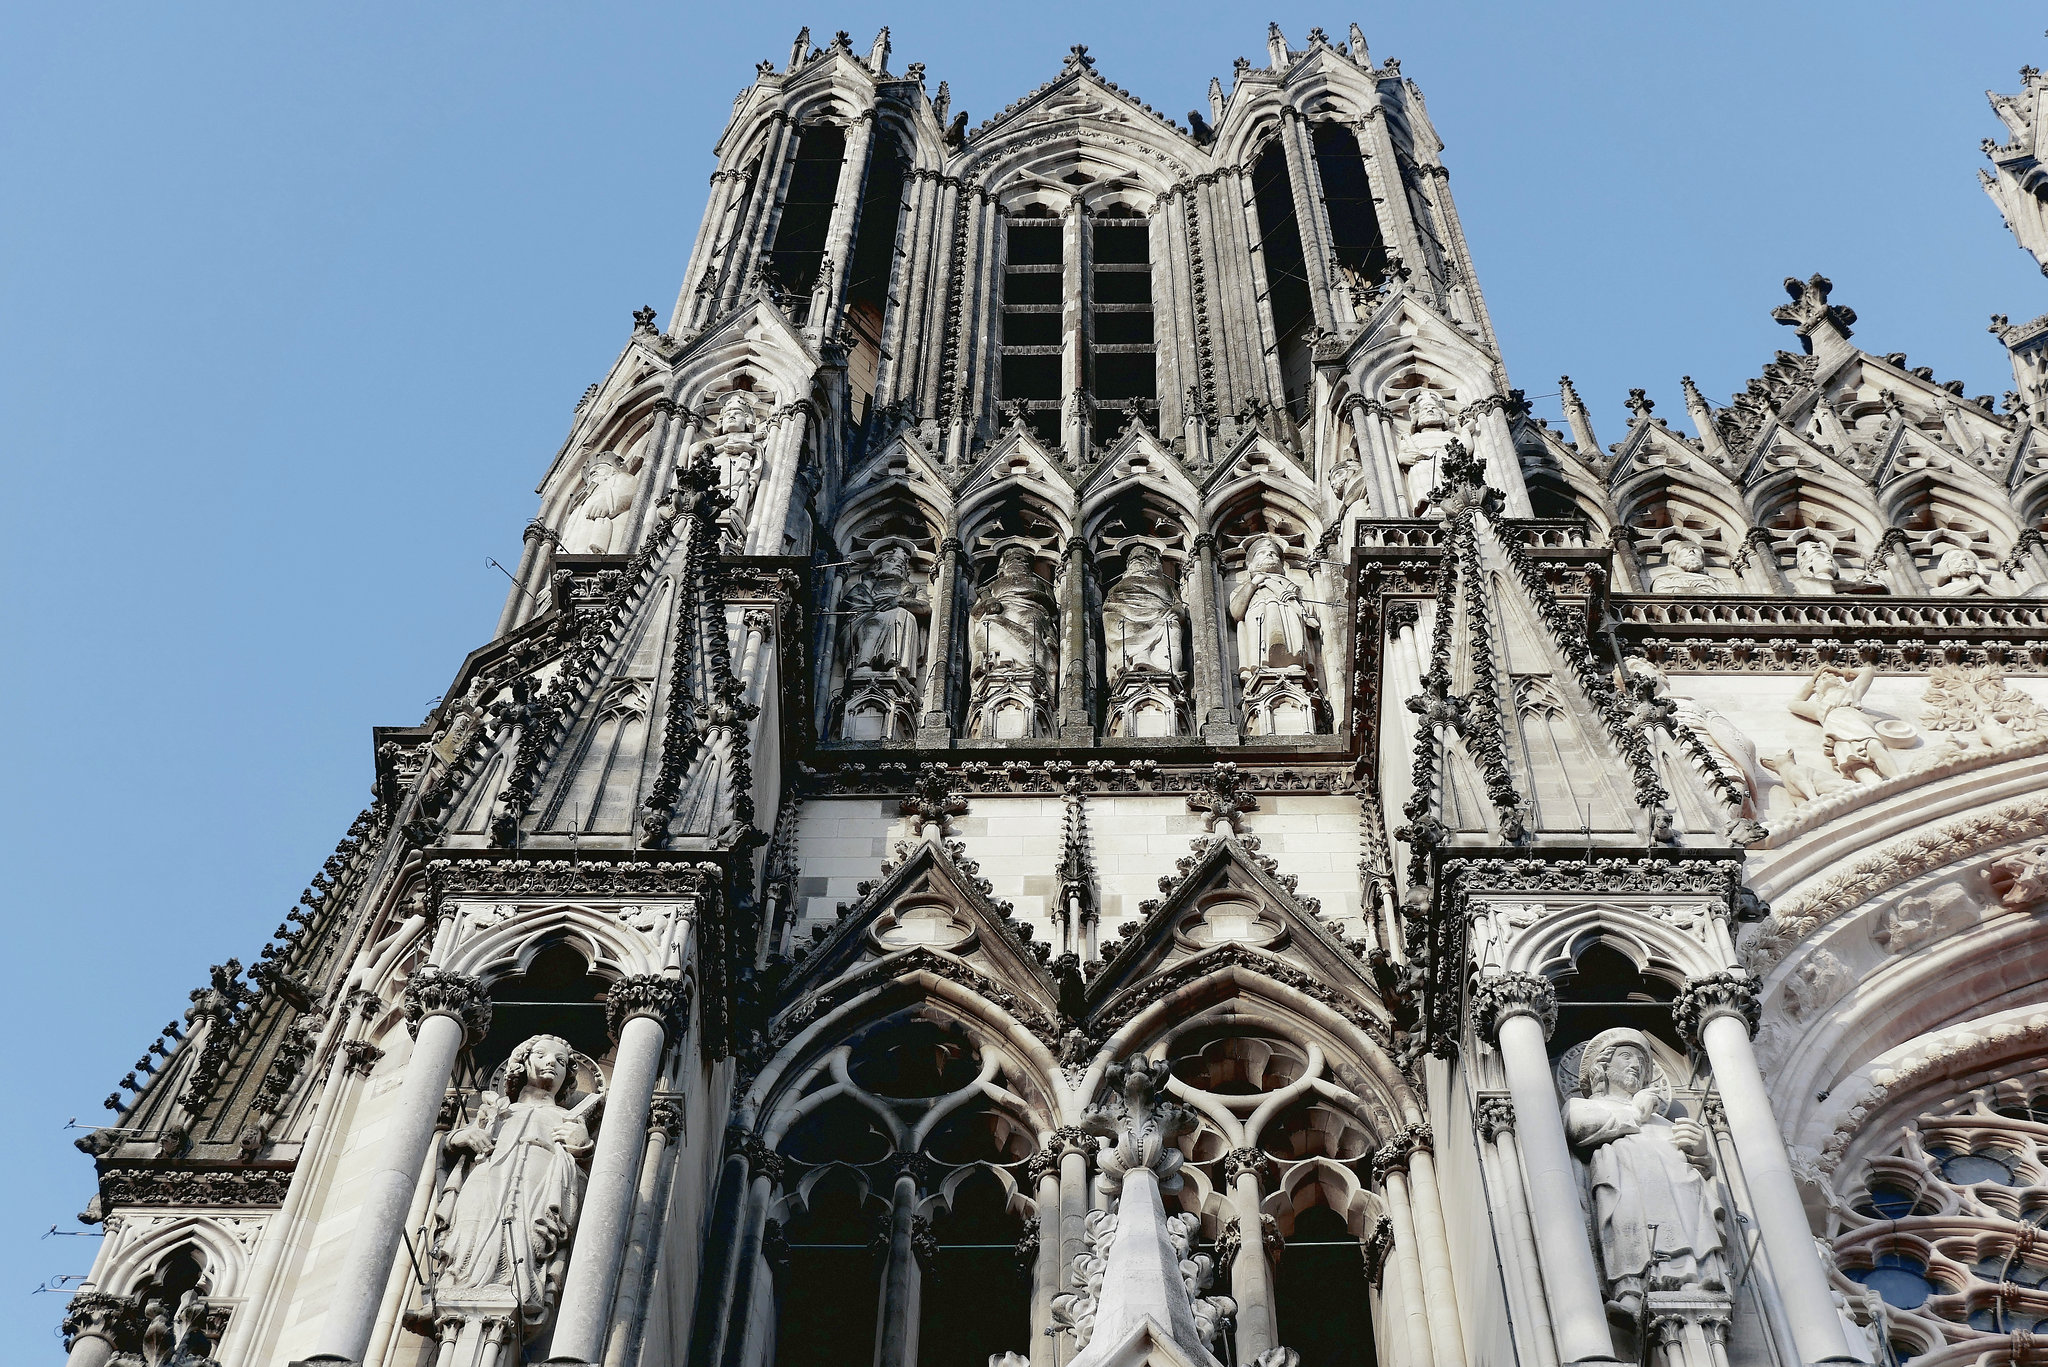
[1246,535,1285,573]
[1794,538,1836,579]
[719,392,757,434]
[1937,546,1980,577]
[1668,542,1706,573]
[998,546,1035,577]
[875,544,911,578]
[1410,391,1450,429]
[1580,1028,1657,1099]
[504,1034,576,1103]
[1124,544,1163,576]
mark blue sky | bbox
[2,1,2042,1353]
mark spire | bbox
[1349,22,1371,67]
[1558,374,1602,461]
[1680,375,1733,464]
[1208,75,1225,124]
[1267,22,1290,69]
[868,26,890,74]
[786,26,809,72]
[1057,1058,1232,1367]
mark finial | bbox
[632,305,658,333]
[1770,272,1856,356]
[1624,388,1655,421]
[1064,44,1094,72]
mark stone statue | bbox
[695,394,767,548]
[840,544,927,677]
[1759,748,1852,807]
[1230,535,1318,673]
[561,450,646,555]
[1788,663,1911,784]
[1396,390,1468,516]
[1789,537,1887,595]
[1101,545,1186,680]
[1562,1029,1725,1321]
[1649,542,1725,595]
[966,546,1059,738]
[1928,545,1995,596]
[428,1034,598,1331]
[969,547,1058,677]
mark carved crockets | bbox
[423,1034,602,1341]
[1081,1055,1198,1193]
[967,546,1060,738]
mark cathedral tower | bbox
[65,25,2048,1367]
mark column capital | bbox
[401,968,492,1045]
[648,1098,685,1140]
[63,1290,139,1352]
[1473,1095,1516,1140]
[605,973,691,1041]
[1674,970,1761,1047]
[728,1129,787,1185]
[1368,1122,1433,1186]
[1223,1146,1268,1184]
[1192,531,1218,554]
[1470,970,1556,1047]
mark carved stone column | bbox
[552,975,690,1365]
[62,1292,136,1367]
[1374,1144,1435,1367]
[1058,537,1092,740]
[1224,1148,1279,1362]
[917,538,964,743]
[1677,973,1858,1365]
[1474,1098,1559,1367]
[1187,534,1239,743]
[875,1157,928,1367]
[318,968,490,1365]
[714,1137,784,1367]
[1028,1145,1064,1367]
[1398,1127,1469,1366]
[604,1098,686,1367]
[1276,106,1339,332]
[809,109,877,339]
[1473,971,1619,1365]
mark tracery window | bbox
[1087,207,1158,446]
[1250,140,1316,426]
[769,123,849,305]
[1833,1076,2048,1361]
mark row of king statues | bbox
[826,533,1328,742]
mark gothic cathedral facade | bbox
[63,25,2048,1367]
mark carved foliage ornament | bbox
[1470,971,1558,1046]
[1671,971,1761,1048]
[605,974,691,1041]
[401,968,493,1044]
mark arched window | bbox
[1274,1204,1378,1367]
[1311,122,1386,287]
[844,132,909,433]
[1089,207,1157,447]
[770,123,849,305]
[1551,942,1682,1056]
[775,1168,883,1367]
[1251,140,1315,425]
[918,1166,1031,1367]
[469,941,611,1084]
[1000,206,1065,447]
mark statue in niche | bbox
[1101,543,1191,737]
[1648,542,1726,595]
[1788,663,1914,784]
[1231,535,1318,673]
[560,449,646,555]
[1231,534,1323,736]
[1789,536,1888,595]
[841,544,927,676]
[1928,544,1995,596]
[1396,390,1471,516]
[694,393,767,550]
[833,542,928,741]
[427,1034,599,1331]
[966,547,1058,738]
[1562,1029,1725,1322]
